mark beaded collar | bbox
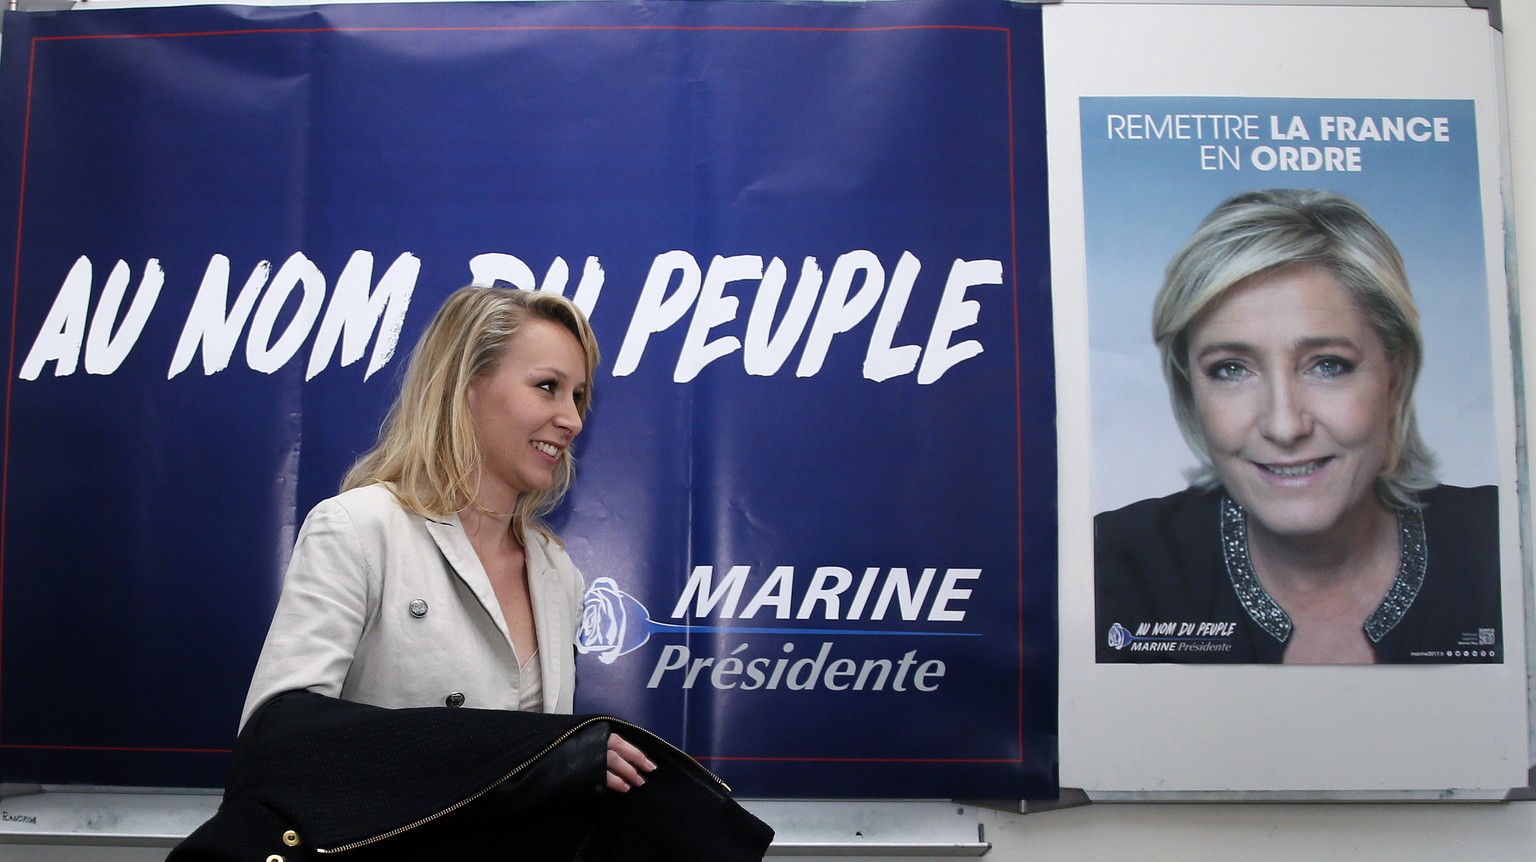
[1219,495,1427,644]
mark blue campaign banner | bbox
[0,0,1054,798]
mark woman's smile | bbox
[1252,457,1332,480]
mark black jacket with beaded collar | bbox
[1094,484,1502,664]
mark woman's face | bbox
[1186,263,1398,542]
[467,318,588,510]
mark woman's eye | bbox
[537,380,557,393]
[1311,356,1355,378]
[1206,360,1248,381]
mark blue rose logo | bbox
[1107,622,1131,650]
[577,577,654,664]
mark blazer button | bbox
[408,598,429,618]
[266,856,285,862]
[282,829,300,846]
[445,691,466,708]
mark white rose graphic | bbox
[576,577,653,664]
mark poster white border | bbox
[1047,1,1530,793]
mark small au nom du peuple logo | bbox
[1106,620,1236,654]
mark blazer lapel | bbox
[424,516,514,648]
[522,530,567,712]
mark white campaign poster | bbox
[1047,2,1529,794]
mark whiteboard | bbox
[1047,0,1531,795]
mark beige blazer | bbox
[240,483,585,729]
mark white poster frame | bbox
[1048,0,1531,797]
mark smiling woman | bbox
[239,286,658,774]
[1094,189,1503,665]
[172,286,773,860]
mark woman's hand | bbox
[605,732,657,792]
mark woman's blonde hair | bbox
[1152,188,1436,509]
[343,285,600,543]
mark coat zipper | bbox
[316,715,729,854]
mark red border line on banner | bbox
[705,755,1020,764]
[0,743,232,754]
[0,36,42,762]
[1006,28,1026,762]
[28,23,1006,42]
[1,21,1033,770]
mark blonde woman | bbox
[243,285,653,788]
[1095,190,1501,665]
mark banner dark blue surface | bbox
[0,0,1054,797]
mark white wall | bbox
[3,1,1534,859]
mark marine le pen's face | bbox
[1186,262,1398,543]
[467,318,588,507]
